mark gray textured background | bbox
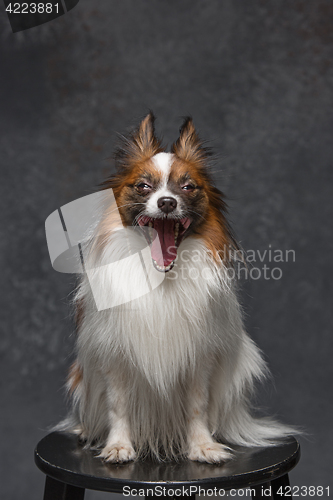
[0,1,332,499]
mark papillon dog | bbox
[59,113,296,464]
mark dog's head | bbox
[101,113,235,271]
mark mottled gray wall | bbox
[0,1,332,499]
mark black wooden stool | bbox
[35,432,300,499]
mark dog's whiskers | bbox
[186,209,207,221]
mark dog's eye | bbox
[182,184,196,192]
[136,182,152,192]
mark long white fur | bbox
[58,218,297,463]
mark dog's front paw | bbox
[98,443,136,463]
[188,442,233,464]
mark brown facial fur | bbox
[100,112,164,226]
[170,118,238,262]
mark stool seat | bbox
[35,432,300,499]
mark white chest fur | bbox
[77,235,241,394]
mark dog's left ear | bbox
[171,117,210,166]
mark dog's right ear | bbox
[115,112,164,170]
[171,117,211,169]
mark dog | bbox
[58,113,296,464]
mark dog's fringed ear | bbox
[115,112,164,170]
[134,112,163,157]
[171,117,210,166]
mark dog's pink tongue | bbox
[151,218,176,266]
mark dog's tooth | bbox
[152,259,174,272]
[148,221,153,227]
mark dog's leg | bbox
[98,375,136,463]
[187,369,232,464]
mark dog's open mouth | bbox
[137,216,191,272]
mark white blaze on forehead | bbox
[151,152,174,182]
[146,153,181,216]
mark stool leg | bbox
[252,481,272,498]
[43,476,85,500]
[271,474,291,499]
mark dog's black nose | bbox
[157,197,177,214]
